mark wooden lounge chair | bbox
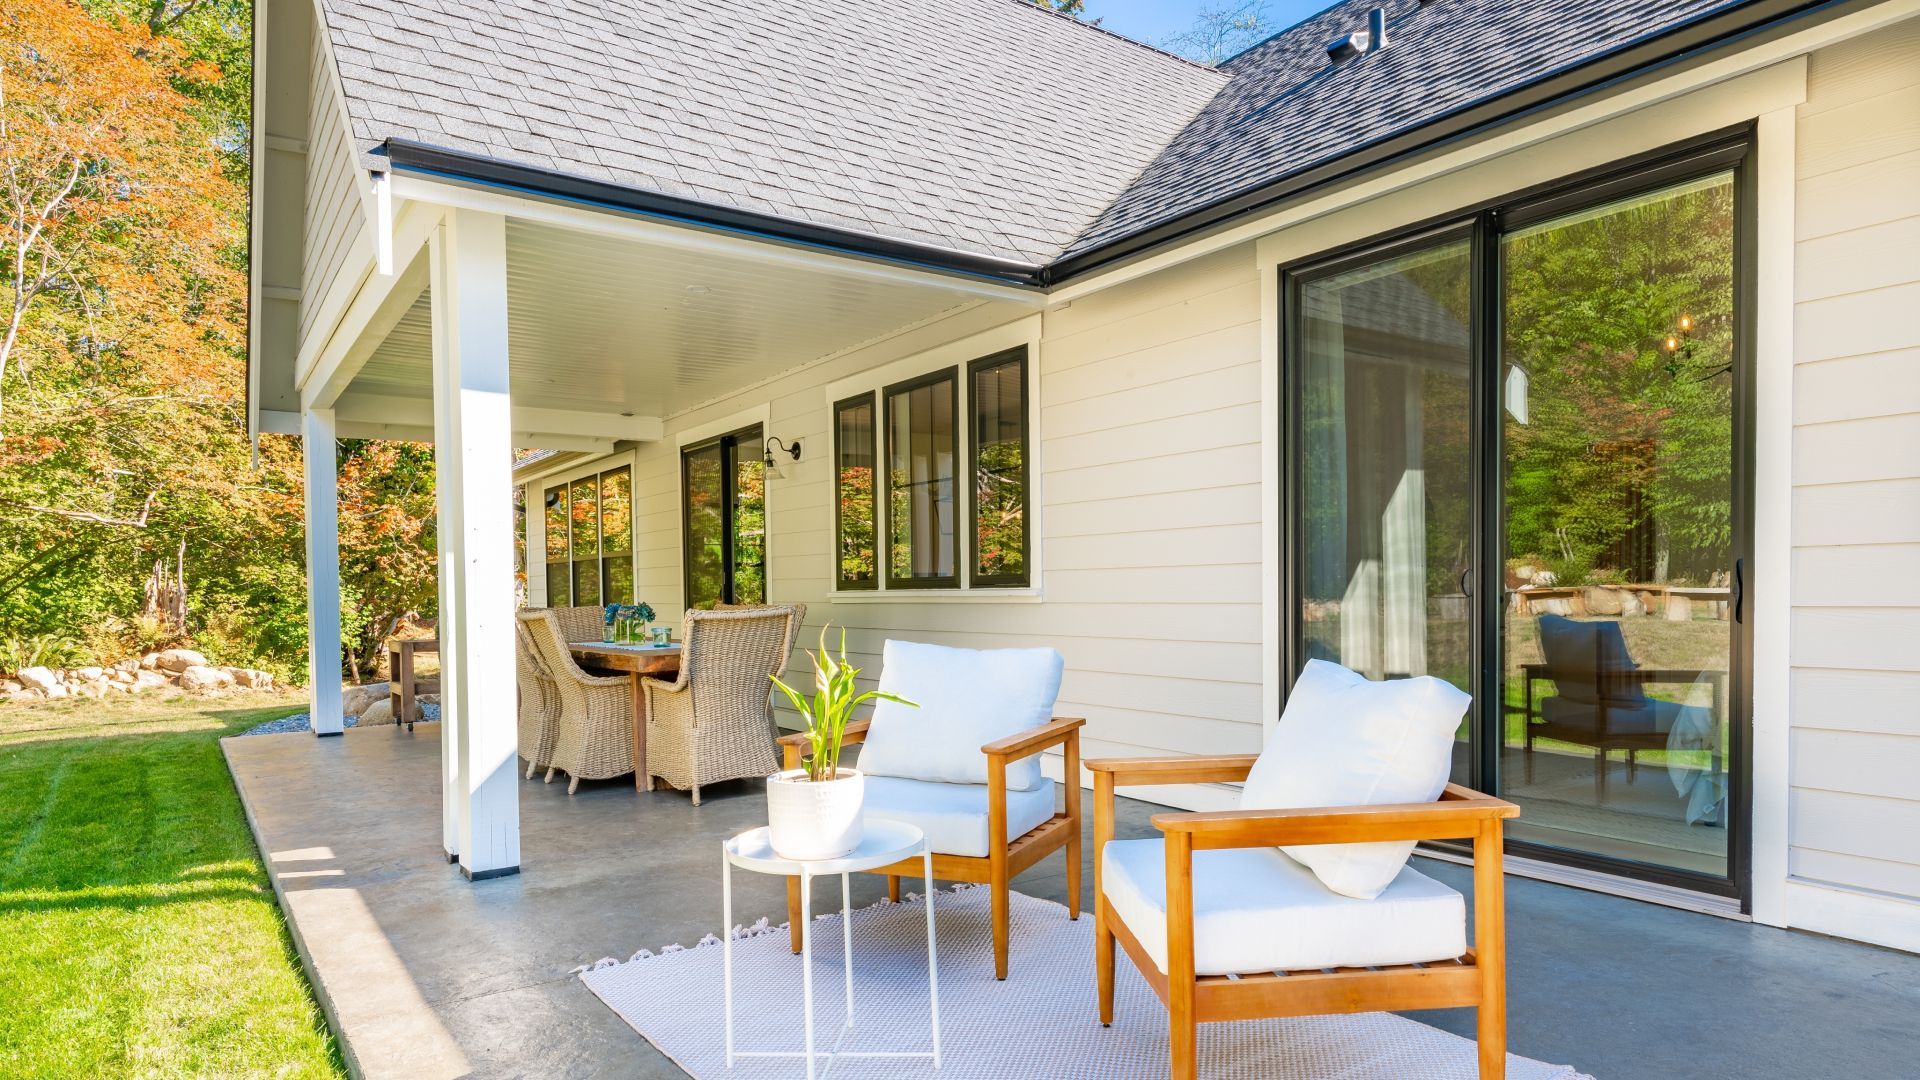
[1089,755,1518,1080]
[778,713,1083,980]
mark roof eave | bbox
[380,139,1050,290]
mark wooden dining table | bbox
[567,640,682,791]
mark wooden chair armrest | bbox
[1085,754,1259,787]
[981,717,1084,763]
[1150,784,1518,849]
[778,718,871,771]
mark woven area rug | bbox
[579,885,1593,1079]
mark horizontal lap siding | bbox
[628,246,1266,769]
[1789,24,1920,902]
[302,35,366,343]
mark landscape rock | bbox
[178,665,236,691]
[1584,587,1624,617]
[42,683,68,700]
[226,667,274,689]
[357,699,396,727]
[72,666,106,683]
[16,666,61,693]
[133,670,169,691]
[140,652,161,670]
[5,687,43,702]
[2,680,20,694]
[155,648,209,673]
[340,682,391,719]
[72,681,108,699]
[114,659,141,673]
[111,670,135,683]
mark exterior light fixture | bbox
[763,437,802,479]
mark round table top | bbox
[725,821,926,876]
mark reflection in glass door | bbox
[1291,233,1477,777]
[1499,174,1737,879]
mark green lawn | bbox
[0,692,345,1079]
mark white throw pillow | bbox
[1240,660,1471,900]
[856,640,1063,792]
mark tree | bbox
[1029,0,1087,15]
[1164,1,1273,65]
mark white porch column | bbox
[301,407,345,736]
[429,208,521,879]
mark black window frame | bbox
[966,346,1032,588]
[881,367,962,590]
[679,423,765,609]
[1277,127,1757,906]
[833,392,880,592]
[541,465,634,607]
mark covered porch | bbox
[223,723,1920,1079]
[266,174,1044,878]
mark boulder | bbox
[155,648,209,673]
[1584,587,1624,617]
[72,681,108,699]
[227,667,274,689]
[2,680,20,694]
[178,665,236,691]
[114,658,141,674]
[15,666,61,693]
[111,669,135,683]
[42,683,68,699]
[5,687,43,702]
[140,652,161,670]
[357,699,396,727]
[133,670,170,692]
[340,682,391,719]
[71,666,106,683]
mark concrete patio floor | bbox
[223,725,1920,1080]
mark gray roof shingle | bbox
[315,0,1227,266]
[1066,0,1754,258]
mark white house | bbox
[250,0,1920,952]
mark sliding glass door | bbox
[682,425,766,609]
[1285,141,1749,896]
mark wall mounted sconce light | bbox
[764,437,802,478]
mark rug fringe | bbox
[573,883,977,976]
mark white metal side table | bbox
[721,821,941,1078]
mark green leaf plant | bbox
[769,626,915,782]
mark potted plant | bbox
[765,627,914,860]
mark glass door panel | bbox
[1498,174,1736,878]
[1294,235,1476,778]
[683,443,726,609]
[731,439,766,604]
[600,467,633,604]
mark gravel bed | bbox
[240,702,440,736]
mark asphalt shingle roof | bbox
[1067,0,1752,258]
[315,0,1227,267]
[316,0,1769,273]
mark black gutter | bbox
[381,138,1049,289]
[1043,0,1854,283]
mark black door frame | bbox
[680,423,764,608]
[1277,127,1757,906]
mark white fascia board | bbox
[386,173,1047,308]
[297,200,443,408]
[1052,0,1920,303]
[334,391,661,445]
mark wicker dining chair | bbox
[640,606,798,805]
[517,609,635,794]
[713,602,808,736]
[513,617,562,781]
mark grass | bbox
[0,691,345,1079]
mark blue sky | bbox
[1087,0,1329,52]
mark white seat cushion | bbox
[1241,660,1472,899]
[858,640,1063,792]
[861,775,1057,859]
[1102,839,1466,977]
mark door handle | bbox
[1735,558,1745,623]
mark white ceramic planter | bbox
[765,768,865,861]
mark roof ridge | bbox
[998,0,1232,76]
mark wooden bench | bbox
[386,638,439,731]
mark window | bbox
[831,343,1032,593]
[834,394,878,590]
[543,466,633,606]
[682,425,766,608]
[969,349,1029,587]
[884,370,959,588]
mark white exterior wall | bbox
[618,247,1266,805]
[1783,20,1920,949]
[301,32,369,344]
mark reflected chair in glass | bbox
[1521,614,1725,802]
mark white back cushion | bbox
[1240,660,1471,899]
[857,640,1063,791]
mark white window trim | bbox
[674,403,777,605]
[823,315,1043,602]
[526,449,641,607]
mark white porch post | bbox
[302,407,345,736]
[429,208,521,879]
